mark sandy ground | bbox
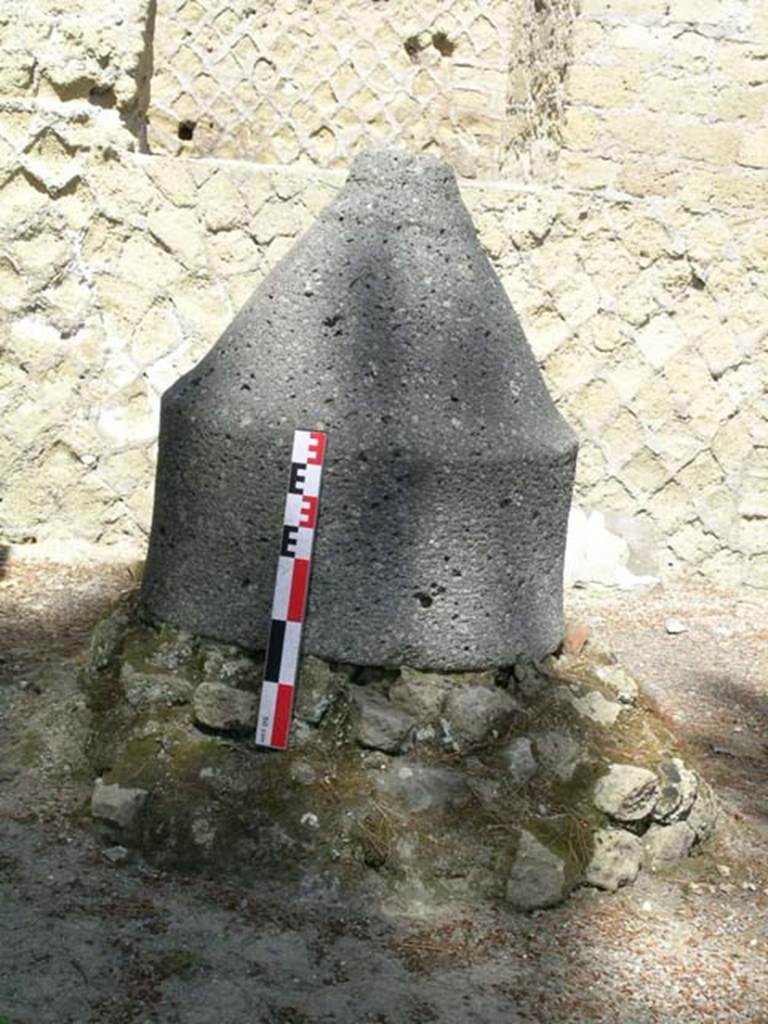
[1,552,767,1024]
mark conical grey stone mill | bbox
[141,148,578,670]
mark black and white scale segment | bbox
[140,147,578,671]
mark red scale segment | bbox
[287,557,310,622]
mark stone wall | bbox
[1,0,766,591]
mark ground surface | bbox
[1,552,767,1024]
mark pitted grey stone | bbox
[140,147,577,670]
[350,688,416,753]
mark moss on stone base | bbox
[79,593,719,907]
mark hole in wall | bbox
[177,120,196,141]
[431,31,456,56]
[89,85,116,109]
[404,35,423,61]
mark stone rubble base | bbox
[83,592,718,911]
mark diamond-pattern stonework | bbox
[0,0,766,590]
[147,0,573,178]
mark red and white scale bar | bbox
[255,429,327,749]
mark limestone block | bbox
[147,207,205,271]
[677,123,741,166]
[205,228,260,276]
[198,172,248,232]
[97,380,159,446]
[746,553,768,589]
[566,65,642,108]
[168,278,232,342]
[635,315,686,370]
[117,235,185,290]
[621,448,667,497]
[740,518,768,556]
[565,688,623,726]
[594,664,640,704]
[131,301,184,368]
[147,159,198,208]
[561,109,600,149]
[594,764,659,821]
[586,828,642,891]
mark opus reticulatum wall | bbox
[0,0,766,591]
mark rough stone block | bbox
[586,828,642,891]
[193,682,258,732]
[91,780,148,830]
[593,764,659,821]
[442,685,518,748]
[350,688,415,754]
[643,821,695,871]
[502,736,537,784]
[141,148,577,670]
[533,730,584,783]
[506,830,570,911]
[373,763,473,813]
[652,758,698,823]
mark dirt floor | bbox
[1,551,767,1024]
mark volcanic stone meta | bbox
[141,148,578,670]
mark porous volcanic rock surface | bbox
[141,147,577,670]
